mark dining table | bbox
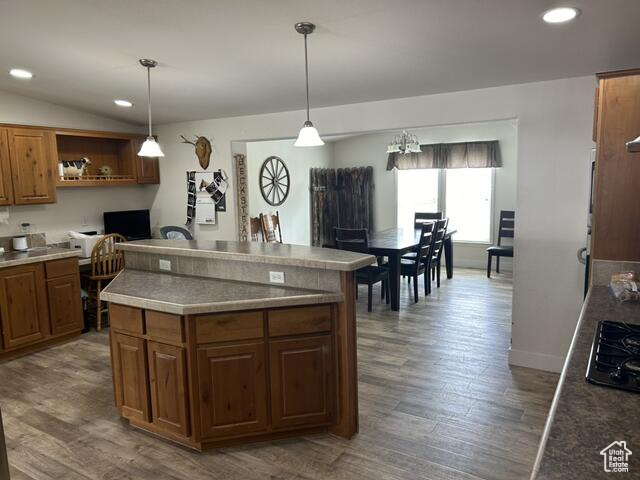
[367,227,457,311]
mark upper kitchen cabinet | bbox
[6,128,57,205]
[591,69,640,261]
[0,130,14,205]
[134,137,160,184]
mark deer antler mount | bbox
[181,135,212,170]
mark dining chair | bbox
[334,227,389,312]
[159,225,193,240]
[414,211,443,226]
[487,210,515,278]
[396,224,433,302]
[260,211,283,243]
[250,216,263,241]
[429,218,449,290]
[85,233,127,331]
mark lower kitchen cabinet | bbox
[0,263,49,350]
[197,342,268,439]
[148,341,190,437]
[47,273,83,335]
[111,332,151,422]
[269,335,335,429]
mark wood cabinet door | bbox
[148,341,190,437]
[7,128,56,205]
[134,138,160,184]
[269,335,335,429]
[197,342,267,439]
[111,332,151,422]
[0,263,49,350]
[47,274,83,335]
[0,129,13,205]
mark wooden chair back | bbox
[333,227,369,254]
[250,216,263,242]
[414,211,443,227]
[431,218,449,260]
[90,233,127,280]
[497,210,515,246]
[260,211,283,243]
[408,224,433,275]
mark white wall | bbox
[245,139,333,246]
[330,120,518,269]
[0,90,153,243]
[154,76,595,372]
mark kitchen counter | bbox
[533,285,640,478]
[0,247,81,269]
[101,269,344,315]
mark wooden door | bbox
[47,274,83,335]
[197,342,268,439]
[8,128,56,204]
[148,341,190,437]
[111,332,151,422]
[269,335,335,429]
[0,263,49,350]
[134,138,160,184]
[0,129,13,205]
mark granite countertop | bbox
[100,269,344,315]
[533,286,640,479]
[117,239,375,272]
[0,247,81,269]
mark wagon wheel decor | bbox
[259,156,290,206]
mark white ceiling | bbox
[0,0,638,126]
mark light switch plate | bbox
[159,259,172,271]
[269,271,285,284]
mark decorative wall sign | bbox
[181,135,213,170]
[260,156,290,206]
[235,154,249,241]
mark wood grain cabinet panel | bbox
[111,332,151,422]
[0,263,49,350]
[134,137,160,184]
[7,128,56,205]
[197,342,268,439]
[0,129,13,205]
[47,274,83,335]
[148,341,190,437]
[269,335,335,429]
[268,305,332,337]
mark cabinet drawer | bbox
[195,311,263,344]
[45,257,78,279]
[146,311,184,344]
[109,304,144,335]
[268,305,332,337]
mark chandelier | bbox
[386,130,422,154]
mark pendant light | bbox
[294,22,324,147]
[627,135,640,152]
[138,59,164,157]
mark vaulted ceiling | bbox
[0,0,638,125]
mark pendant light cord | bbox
[304,33,310,123]
[147,66,153,138]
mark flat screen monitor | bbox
[103,209,151,241]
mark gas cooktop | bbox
[586,320,640,393]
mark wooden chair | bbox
[260,211,283,243]
[334,227,389,312]
[86,233,127,331]
[414,211,443,226]
[160,225,193,240]
[392,224,433,303]
[487,210,515,278]
[429,218,449,291]
[250,216,263,241]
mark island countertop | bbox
[100,269,344,315]
[0,247,81,269]
[116,239,375,271]
[533,286,640,479]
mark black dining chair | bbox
[333,227,389,312]
[429,218,449,291]
[160,225,194,240]
[414,211,443,226]
[487,210,515,278]
[395,224,433,303]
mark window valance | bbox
[386,140,502,170]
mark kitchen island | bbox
[101,240,374,450]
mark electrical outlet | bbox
[269,271,285,284]
[159,259,172,271]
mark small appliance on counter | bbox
[12,235,28,252]
[69,231,103,257]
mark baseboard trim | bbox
[508,348,564,373]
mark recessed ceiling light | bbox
[9,68,33,79]
[114,99,133,108]
[542,7,579,24]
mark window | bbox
[397,168,493,243]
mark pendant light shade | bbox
[294,22,323,147]
[627,135,640,152]
[138,59,164,158]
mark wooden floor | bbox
[0,268,558,480]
